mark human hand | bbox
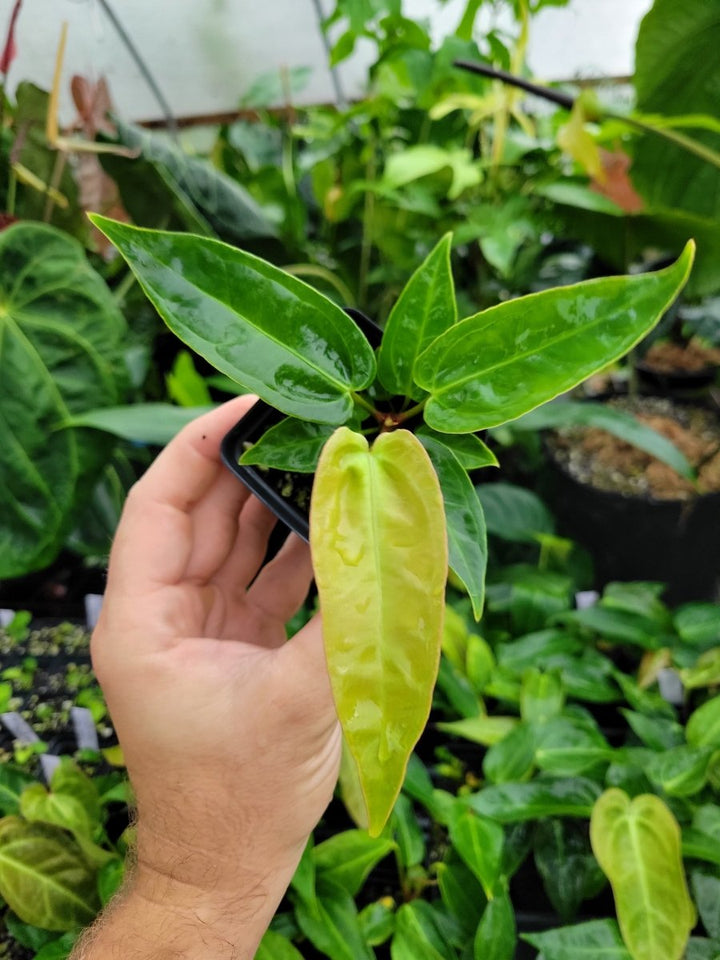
[89,396,341,954]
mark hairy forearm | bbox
[70,857,295,960]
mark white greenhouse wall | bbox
[2,0,652,125]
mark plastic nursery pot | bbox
[543,398,720,605]
[221,309,382,541]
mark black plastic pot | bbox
[221,309,382,541]
[635,357,718,399]
[545,452,720,605]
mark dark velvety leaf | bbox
[692,871,720,941]
[469,779,602,822]
[0,818,99,931]
[473,890,515,960]
[420,435,487,619]
[377,233,456,398]
[415,245,694,431]
[534,820,606,921]
[239,417,336,472]
[684,938,720,960]
[0,222,126,577]
[91,217,376,424]
[522,919,631,960]
[0,766,34,815]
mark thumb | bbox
[277,613,338,725]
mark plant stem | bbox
[398,399,427,422]
[113,269,137,305]
[284,263,355,306]
[357,137,377,311]
[6,165,16,215]
[351,391,382,420]
[43,150,67,223]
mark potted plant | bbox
[89,212,693,837]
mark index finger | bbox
[107,395,257,591]
[132,394,257,512]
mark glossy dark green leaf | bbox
[239,417,336,472]
[90,217,376,424]
[70,404,215,447]
[377,233,456,398]
[590,789,695,960]
[473,890,515,960]
[682,649,720,691]
[683,828,720,866]
[508,400,694,480]
[359,900,396,947]
[314,830,396,898]
[437,850,486,938]
[32,932,78,960]
[97,858,125,907]
[391,901,457,960]
[633,0,720,222]
[419,435,487,619]
[620,711,684,751]
[601,582,671,625]
[497,629,582,673]
[0,818,99,931]
[687,697,720,749]
[674,605,720,649]
[521,670,565,725]
[469,778,602,823]
[391,793,426,871]
[449,805,504,899]
[534,820,606,922]
[522,919,632,960]
[415,243,694,432]
[0,223,126,577]
[535,717,612,777]
[417,428,499,470]
[104,119,277,241]
[558,606,664,649]
[0,766,34,815]
[483,723,536,785]
[290,836,316,905]
[311,428,447,835]
[646,745,714,797]
[255,930,305,960]
[476,483,554,544]
[437,715,518,747]
[294,881,374,960]
[436,654,484,719]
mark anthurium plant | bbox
[89,213,694,835]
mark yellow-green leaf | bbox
[311,427,447,836]
[590,789,695,960]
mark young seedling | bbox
[90,214,694,834]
